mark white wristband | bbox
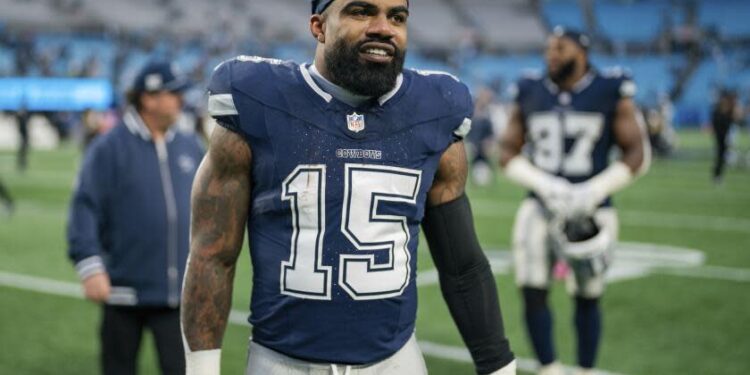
[186,349,221,375]
[503,155,553,195]
[489,359,517,375]
[585,161,634,204]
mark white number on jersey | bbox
[281,164,422,301]
[281,165,332,300]
[527,111,604,176]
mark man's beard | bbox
[325,37,406,98]
[549,59,577,85]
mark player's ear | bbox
[310,14,326,43]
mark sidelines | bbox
[1,270,628,374]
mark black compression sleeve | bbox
[422,194,515,374]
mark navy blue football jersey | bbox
[206,56,472,364]
[514,68,636,203]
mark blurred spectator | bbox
[0,178,13,217]
[468,87,497,186]
[643,94,677,156]
[13,32,34,76]
[81,108,117,149]
[14,107,30,172]
[725,96,747,169]
[711,89,741,185]
[66,62,204,375]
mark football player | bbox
[0,178,13,216]
[181,0,516,374]
[499,27,650,375]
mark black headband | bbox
[311,0,335,14]
[552,25,590,52]
[312,0,409,15]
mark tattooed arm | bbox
[427,141,469,205]
[422,141,516,375]
[181,126,251,373]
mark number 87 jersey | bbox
[514,68,636,202]
[206,57,473,364]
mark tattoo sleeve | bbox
[181,126,251,351]
[427,141,469,206]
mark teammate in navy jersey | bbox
[500,27,650,375]
[181,1,516,374]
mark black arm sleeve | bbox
[422,194,514,375]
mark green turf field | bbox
[1,130,749,375]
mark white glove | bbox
[567,161,635,219]
[537,176,573,218]
[489,359,517,375]
[567,182,603,219]
[503,156,572,218]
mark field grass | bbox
[1,130,749,374]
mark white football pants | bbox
[245,333,427,375]
[512,198,619,298]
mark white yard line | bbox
[617,211,750,234]
[417,340,627,375]
[0,271,82,299]
[655,265,750,283]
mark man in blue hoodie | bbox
[67,61,204,375]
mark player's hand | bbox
[539,176,572,218]
[489,359,517,375]
[568,183,603,219]
[82,272,111,303]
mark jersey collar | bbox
[300,63,404,107]
[543,69,596,95]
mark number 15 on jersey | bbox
[281,164,422,301]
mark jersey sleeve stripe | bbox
[620,80,637,98]
[208,94,239,116]
[453,118,472,139]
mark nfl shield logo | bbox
[346,112,365,133]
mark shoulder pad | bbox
[207,55,300,118]
[412,69,460,82]
[235,55,286,65]
[402,69,474,140]
[598,67,636,98]
[600,66,633,80]
[209,55,297,91]
[406,69,472,117]
[513,73,543,102]
[520,69,544,81]
[207,59,236,117]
